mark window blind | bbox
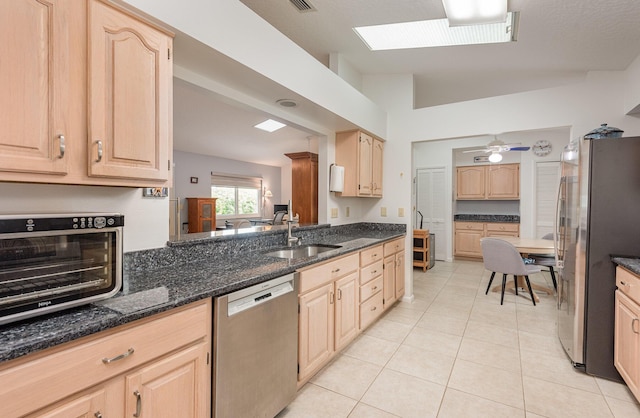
[211,173,262,188]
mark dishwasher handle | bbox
[225,274,296,316]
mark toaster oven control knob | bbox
[94,217,107,229]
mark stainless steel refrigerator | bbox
[556,135,640,380]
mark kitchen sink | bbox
[264,244,342,259]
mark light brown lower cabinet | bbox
[383,238,406,309]
[454,221,520,259]
[359,245,384,330]
[614,267,640,402]
[297,254,359,383]
[0,299,211,418]
[297,237,406,384]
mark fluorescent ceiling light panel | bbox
[254,119,286,132]
[354,12,517,51]
[442,0,507,26]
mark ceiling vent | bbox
[289,0,316,12]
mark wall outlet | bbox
[398,207,405,217]
[346,206,350,217]
[381,207,387,217]
[331,208,338,218]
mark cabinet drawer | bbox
[383,238,405,257]
[455,221,484,231]
[360,291,383,329]
[360,276,383,302]
[360,260,383,285]
[0,299,211,418]
[299,253,359,294]
[486,223,519,233]
[360,245,384,267]
[617,266,640,305]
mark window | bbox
[211,173,262,218]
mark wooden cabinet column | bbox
[286,152,318,224]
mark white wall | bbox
[173,151,282,228]
[0,183,167,252]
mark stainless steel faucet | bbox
[286,200,301,247]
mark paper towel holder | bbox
[329,163,345,193]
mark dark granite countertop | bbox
[454,214,520,223]
[612,257,640,276]
[0,222,405,363]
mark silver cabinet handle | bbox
[95,412,103,418]
[371,286,378,291]
[58,134,65,158]
[371,306,377,311]
[102,347,134,364]
[329,292,334,304]
[133,390,142,417]
[337,289,342,300]
[633,318,640,334]
[371,270,377,275]
[95,140,103,162]
[331,268,340,274]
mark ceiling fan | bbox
[463,138,530,162]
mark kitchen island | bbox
[0,222,405,363]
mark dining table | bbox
[483,236,556,303]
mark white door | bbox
[415,167,446,260]
[535,161,561,238]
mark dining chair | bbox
[481,238,542,305]
[528,233,557,291]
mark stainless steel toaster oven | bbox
[0,214,124,325]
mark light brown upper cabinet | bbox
[456,163,520,200]
[0,0,174,187]
[335,130,384,198]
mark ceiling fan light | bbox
[488,152,503,163]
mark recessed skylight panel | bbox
[354,12,518,51]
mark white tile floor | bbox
[278,260,640,418]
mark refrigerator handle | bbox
[555,176,565,269]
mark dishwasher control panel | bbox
[226,274,295,316]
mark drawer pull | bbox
[371,270,378,275]
[331,268,341,274]
[371,286,378,291]
[371,306,377,311]
[102,347,135,364]
[621,281,628,286]
[133,390,142,417]
[633,318,640,334]
[95,412,103,418]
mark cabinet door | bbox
[88,0,172,182]
[298,283,335,381]
[126,343,210,418]
[456,166,485,199]
[487,164,519,199]
[334,272,359,351]
[383,255,396,309]
[357,132,373,196]
[0,0,72,175]
[615,290,640,399]
[395,252,405,299]
[27,387,107,418]
[454,229,483,258]
[198,200,215,232]
[372,138,384,197]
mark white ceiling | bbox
[172,0,640,166]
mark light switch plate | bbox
[381,207,387,217]
[331,208,338,218]
[398,208,405,217]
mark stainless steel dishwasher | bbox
[213,273,298,417]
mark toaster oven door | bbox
[0,228,122,324]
